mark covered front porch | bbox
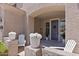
[32,5,65,47]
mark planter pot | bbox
[30,33,42,48]
[0,53,8,56]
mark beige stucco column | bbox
[25,14,34,45]
[65,3,79,54]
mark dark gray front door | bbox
[50,20,58,40]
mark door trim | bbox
[50,18,60,41]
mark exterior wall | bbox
[16,3,23,8]
[34,18,43,35]
[65,3,79,54]
[1,4,26,37]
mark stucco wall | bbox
[1,4,26,37]
[65,3,79,54]
[34,18,43,35]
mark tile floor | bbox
[41,40,65,47]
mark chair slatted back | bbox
[64,40,76,53]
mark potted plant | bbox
[61,32,65,43]
[0,40,8,56]
[29,33,42,48]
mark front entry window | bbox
[59,19,65,42]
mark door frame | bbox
[50,18,60,41]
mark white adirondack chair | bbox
[18,40,76,56]
[64,40,76,53]
[49,40,76,53]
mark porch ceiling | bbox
[35,10,65,19]
[30,5,65,19]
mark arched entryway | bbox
[27,5,65,47]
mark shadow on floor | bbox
[18,46,24,53]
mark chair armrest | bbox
[48,47,64,50]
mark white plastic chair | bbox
[18,34,26,46]
[8,32,16,40]
[49,40,76,53]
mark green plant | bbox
[0,41,8,54]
